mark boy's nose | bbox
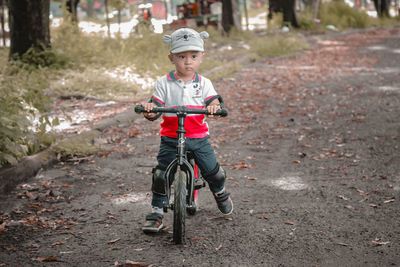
[185,57,193,64]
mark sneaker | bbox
[142,213,163,233]
[214,190,233,215]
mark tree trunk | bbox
[373,0,390,17]
[268,0,299,28]
[8,0,50,58]
[86,0,95,18]
[1,0,6,48]
[222,0,241,33]
[281,0,299,28]
[66,0,80,22]
[104,0,111,38]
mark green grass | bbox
[51,23,170,75]
[300,0,400,31]
[249,32,310,58]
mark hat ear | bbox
[199,31,209,40]
[162,35,172,44]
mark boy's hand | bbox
[142,102,157,119]
[207,99,220,118]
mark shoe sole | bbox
[142,223,164,234]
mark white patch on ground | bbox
[374,67,400,74]
[111,193,148,205]
[368,45,387,51]
[104,67,155,91]
[274,65,317,70]
[391,49,400,54]
[317,40,345,46]
[378,86,400,91]
[271,176,308,191]
[95,101,117,107]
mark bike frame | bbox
[164,107,197,212]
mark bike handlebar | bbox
[134,105,228,117]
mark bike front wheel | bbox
[173,170,187,244]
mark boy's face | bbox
[168,51,205,79]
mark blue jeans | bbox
[151,136,224,209]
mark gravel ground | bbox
[1,26,399,266]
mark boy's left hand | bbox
[207,103,220,118]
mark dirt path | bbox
[1,27,400,266]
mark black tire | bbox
[173,170,187,244]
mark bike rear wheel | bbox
[173,170,187,244]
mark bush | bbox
[320,0,374,29]
[0,57,57,167]
[300,0,399,31]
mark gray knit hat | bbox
[162,28,209,54]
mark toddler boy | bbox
[141,28,233,233]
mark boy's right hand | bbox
[142,102,157,119]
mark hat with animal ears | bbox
[162,28,209,54]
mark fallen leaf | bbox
[128,126,139,138]
[108,238,121,244]
[124,260,150,267]
[337,242,349,247]
[337,195,349,201]
[99,152,111,157]
[51,242,64,247]
[25,191,38,200]
[372,239,390,246]
[36,256,58,262]
[247,177,257,180]
[285,221,294,225]
[383,199,395,204]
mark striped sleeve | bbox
[150,78,166,106]
[202,77,218,105]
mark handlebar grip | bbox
[216,108,228,117]
[134,105,145,114]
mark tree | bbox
[222,0,241,33]
[268,0,300,28]
[8,0,51,59]
[373,0,389,17]
[1,0,7,48]
[66,0,80,22]
[110,0,127,27]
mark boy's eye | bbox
[179,55,185,59]
[192,55,197,59]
